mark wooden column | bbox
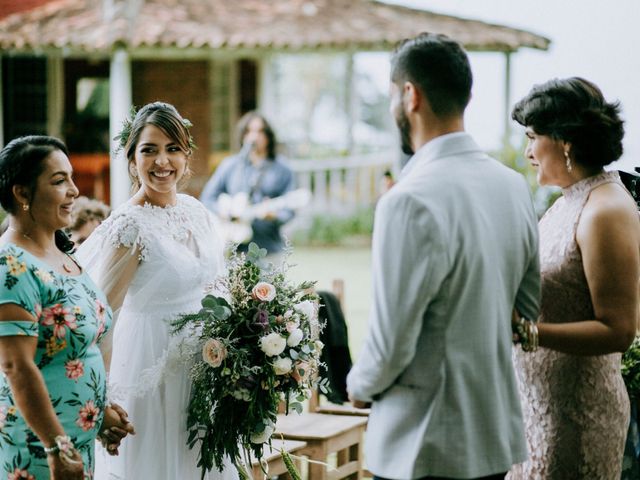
[46,54,64,139]
[345,51,356,153]
[109,48,132,207]
[258,54,277,122]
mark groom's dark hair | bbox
[391,33,473,118]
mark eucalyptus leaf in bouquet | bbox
[172,243,323,479]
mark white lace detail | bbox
[104,195,223,394]
[99,212,146,260]
[97,194,213,262]
[104,374,126,405]
[130,322,203,398]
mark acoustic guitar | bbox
[215,189,312,244]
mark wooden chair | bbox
[251,439,308,479]
[273,279,369,479]
[275,412,368,480]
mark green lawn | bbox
[287,246,372,360]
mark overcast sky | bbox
[373,0,640,171]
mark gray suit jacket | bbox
[347,133,539,479]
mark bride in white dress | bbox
[78,102,238,480]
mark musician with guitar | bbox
[200,111,296,255]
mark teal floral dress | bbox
[0,244,112,480]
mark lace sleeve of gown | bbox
[76,208,143,371]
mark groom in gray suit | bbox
[346,33,540,480]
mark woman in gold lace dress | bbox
[509,77,640,479]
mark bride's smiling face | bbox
[133,124,188,200]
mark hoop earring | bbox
[22,204,29,212]
[565,151,572,173]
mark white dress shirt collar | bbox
[401,132,480,179]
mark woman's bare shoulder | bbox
[579,181,640,242]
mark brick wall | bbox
[132,60,211,193]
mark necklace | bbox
[8,227,74,273]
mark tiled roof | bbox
[0,0,550,53]
[0,0,52,19]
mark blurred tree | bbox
[498,139,561,218]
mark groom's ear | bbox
[403,81,421,113]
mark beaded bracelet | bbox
[514,316,539,352]
[44,435,81,465]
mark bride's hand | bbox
[512,308,522,343]
[99,403,135,455]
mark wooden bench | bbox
[315,402,370,417]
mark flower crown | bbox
[114,105,197,153]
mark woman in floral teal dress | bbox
[0,136,132,480]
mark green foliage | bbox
[246,241,268,264]
[293,207,375,247]
[497,140,561,218]
[622,336,640,400]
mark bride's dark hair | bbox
[116,102,196,191]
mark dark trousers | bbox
[373,473,506,480]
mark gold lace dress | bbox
[509,171,629,479]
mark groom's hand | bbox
[99,403,136,455]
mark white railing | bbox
[289,150,396,214]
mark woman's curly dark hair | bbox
[512,77,624,168]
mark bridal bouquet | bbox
[172,243,324,479]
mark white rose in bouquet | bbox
[287,328,304,347]
[294,300,316,321]
[273,356,293,375]
[260,332,286,357]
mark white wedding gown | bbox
[78,194,238,480]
